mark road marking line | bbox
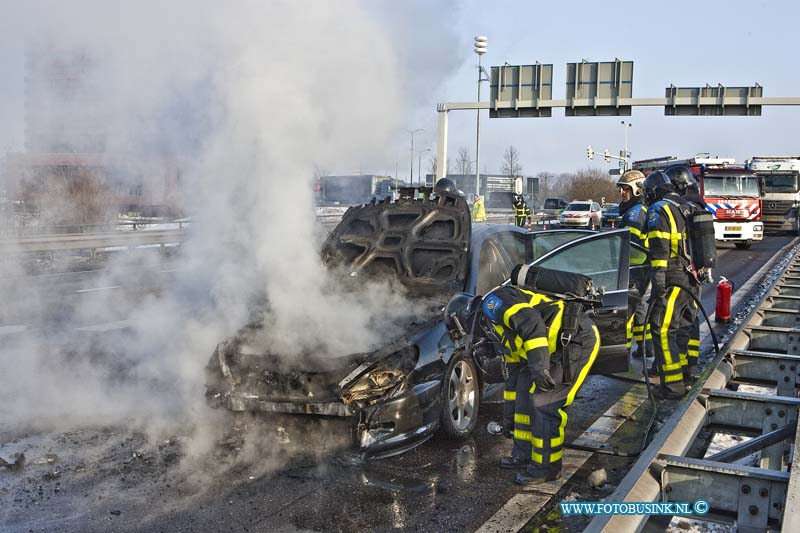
[75,285,121,293]
[475,383,648,533]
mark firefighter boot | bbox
[654,382,688,400]
[514,464,561,487]
[499,455,529,469]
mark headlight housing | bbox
[339,346,418,405]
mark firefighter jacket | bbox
[618,198,648,248]
[646,192,695,288]
[514,200,531,220]
[472,197,487,222]
[481,286,564,376]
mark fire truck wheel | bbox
[734,242,751,250]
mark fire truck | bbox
[633,155,763,249]
[748,156,800,235]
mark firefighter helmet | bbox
[616,170,646,197]
[643,171,674,205]
[434,178,458,195]
[664,165,698,195]
[443,293,482,340]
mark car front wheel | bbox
[439,351,481,439]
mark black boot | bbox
[654,383,687,400]
[514,466,560,487]
[499,456,528,469]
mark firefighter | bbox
[472,194,487,222]
[445,267,600,485]
[643,171,700,398]
[665,165,707,379]
[616,170,652,359]
[513,195,531,228]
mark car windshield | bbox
[762,173,799,193]
[603,204,619,213]
[566,203,590,211]
[703,175,759,198]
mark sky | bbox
[404,0,800,177]
[2,1,800,178]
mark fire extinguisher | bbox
[716,277,734,324]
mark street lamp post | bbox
[418,148,431,187]
[474,36,488,198]
[621,120,632,170]
[406,128,423,185]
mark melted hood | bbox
[320,188,471,295]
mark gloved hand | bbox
[533,367,557,392]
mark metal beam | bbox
[706,423,796,463]
[653,454,788,531]
[0,229,186,254]
[730,350,800,397]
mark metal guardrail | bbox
[587,245,800,532]
[0,229,186,254]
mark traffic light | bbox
[586,145,594,160]
[603,149,611,163]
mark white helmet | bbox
[616,170,646,197]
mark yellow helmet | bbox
[616,170,646,197]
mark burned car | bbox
[206,187,641,459]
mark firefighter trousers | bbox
[514,321,601,474]
[503,358,522,439]
[677,308,700,370]
[650,285,699,387]
[626,283,652,355]
[514,215,527,227]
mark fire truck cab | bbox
[633,155,763,249]
[748,156,800,235]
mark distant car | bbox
[601,203,620,227]
[542,198,569,216]
[559,201,603,228]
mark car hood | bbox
[320,187,471,295]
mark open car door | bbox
[527,229,631,374]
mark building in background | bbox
[3,41,182,226]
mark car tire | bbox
[735,242,751,250]
[439,350,481,439]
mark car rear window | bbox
[567,203,591,211]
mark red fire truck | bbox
[633,155,763,249]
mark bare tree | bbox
[455,147,473,175]
[502,145,522,178]
[563,167,618,203]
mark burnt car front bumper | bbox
[206,379,442,459]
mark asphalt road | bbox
[0,232,796,532]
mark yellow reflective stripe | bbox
[660,288,680,365]
[530,435,544,448]
[629,226,645,239]
[503,353,521,363]
[626,315,635,340]
[688,350,699,357]
[553,408,566,448]
[550,449,564,463]
[514,413,530,425]
[662,361,683,371]
[503,302,527,327]
[645,332,653,340]
[664,372,685,383]
[530,382,536,394]
[523,337,548,352]
[688,340,700,347]
[547,300,565,354]
[648,230,671,240]
[652,259,668,267]
[514,429,532,442]
[662,206,681,257]
[564,325,600,408]
[531,450,543,464]
[503,390,516,401]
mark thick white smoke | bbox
[0,1,461,440]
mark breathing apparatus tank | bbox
[686,210,717,271]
